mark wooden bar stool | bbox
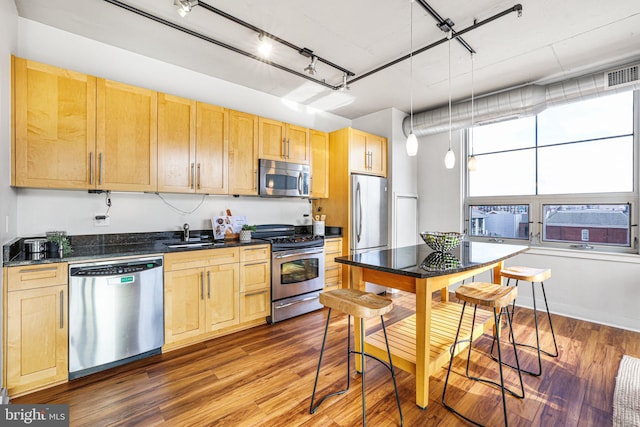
[499,266,558,376]
[442,282,524,427]
[309,288,403,426]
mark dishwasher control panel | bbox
[70,259,163,277]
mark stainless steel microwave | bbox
[259,159,310,197]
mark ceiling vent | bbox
[605,64,639,89]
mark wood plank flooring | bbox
[14,290,640,426]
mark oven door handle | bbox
[275,249,324,259]
[275,295,319,309]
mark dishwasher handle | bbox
[70,257,163,277]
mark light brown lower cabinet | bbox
[324,237,343,291]
[164,245,270,351]
[3,263,69,397]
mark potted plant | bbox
[46,232,73,256]
[240,224,256,242]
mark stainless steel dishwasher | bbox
[68,256,164,379]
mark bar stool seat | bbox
[310,288,403,426]
[499,266,558,377]
[442,282,524,427]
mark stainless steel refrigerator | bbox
[351,174,389,293]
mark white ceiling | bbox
[13,0,640,119]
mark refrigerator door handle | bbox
[356,181,362,243]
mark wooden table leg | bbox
[351,266,366,373]
[415,277,430,409]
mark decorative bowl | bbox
[420,231,464,252]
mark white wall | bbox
[0,0,18,395]
[13,19,351,237]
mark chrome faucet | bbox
[183,223,190,241]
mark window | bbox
[465,90,637,251]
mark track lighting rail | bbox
[348,4,522,86]
[102,0,522,92]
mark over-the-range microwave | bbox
[259,159,310,197]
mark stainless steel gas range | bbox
[254,225,324,323]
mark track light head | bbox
[258,33,273,58]
[304,56,318,75]
[174,0,198,17]
[339,73,350,91]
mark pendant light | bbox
[406,0,418,156]
[468,52,477,171]
[444,32,455,169]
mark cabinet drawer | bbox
[165,248,240,271]
[324,238,342,254]
[240,289,270,322]
[240,245,270,262]
[7,263,68,291]
[325,265,342,281]
[240,260,270,293]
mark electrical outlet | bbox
[94,213,110,227]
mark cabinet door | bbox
[206,264,240,331]
[239,260,270,293]
[324,238,343,291]
[258,117,286,161]
[196,102,228,194]
[96,79,157,191]
[157,93,196,193]
[349,129,369,174]
[229,110,259,195]
[286,124,310,164]
[13,57,96,189]
[310,129,329,198]
[367,133,387,176]
[6,285,68,395]
[164,269,206,345]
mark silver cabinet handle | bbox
[244,290,268,297]
[59,290,64,329]
[282,137,286,158]
[207,270,211,298]
[18,266,58,274]
[99,153,104,185]
[190,163,195,189]
[197,163,201,189]
[287,138,291,159]
[89,152,94,185]
[243,261,268,267]
[200,271,205,300]
[356,181,362,243]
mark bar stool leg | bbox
[381,316,403,426]
[309,308,351,414]
[443,303,524,427]
[495,279,558,376]
[360,317,367,426]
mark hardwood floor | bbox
[14,290,640,426]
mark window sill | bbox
[526,245,640,264]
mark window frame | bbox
[464,90,639,254]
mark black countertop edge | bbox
[3,231,268,267]
[334,243,529,279]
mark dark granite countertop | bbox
[2,230,268,267]
[335,241,528,279]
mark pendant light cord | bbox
[448,32,452,150]
[470,52,474,155]
[409,0,414,132]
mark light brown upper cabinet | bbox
[96,79,158,192]
[157,97,228,194]
[310,129,329,198]
[258,117,310,164]
[12,56,96,189]
[157,93,196,193]
[349,128,387,177]
[195,102,228,194]
[229,110,259,195]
